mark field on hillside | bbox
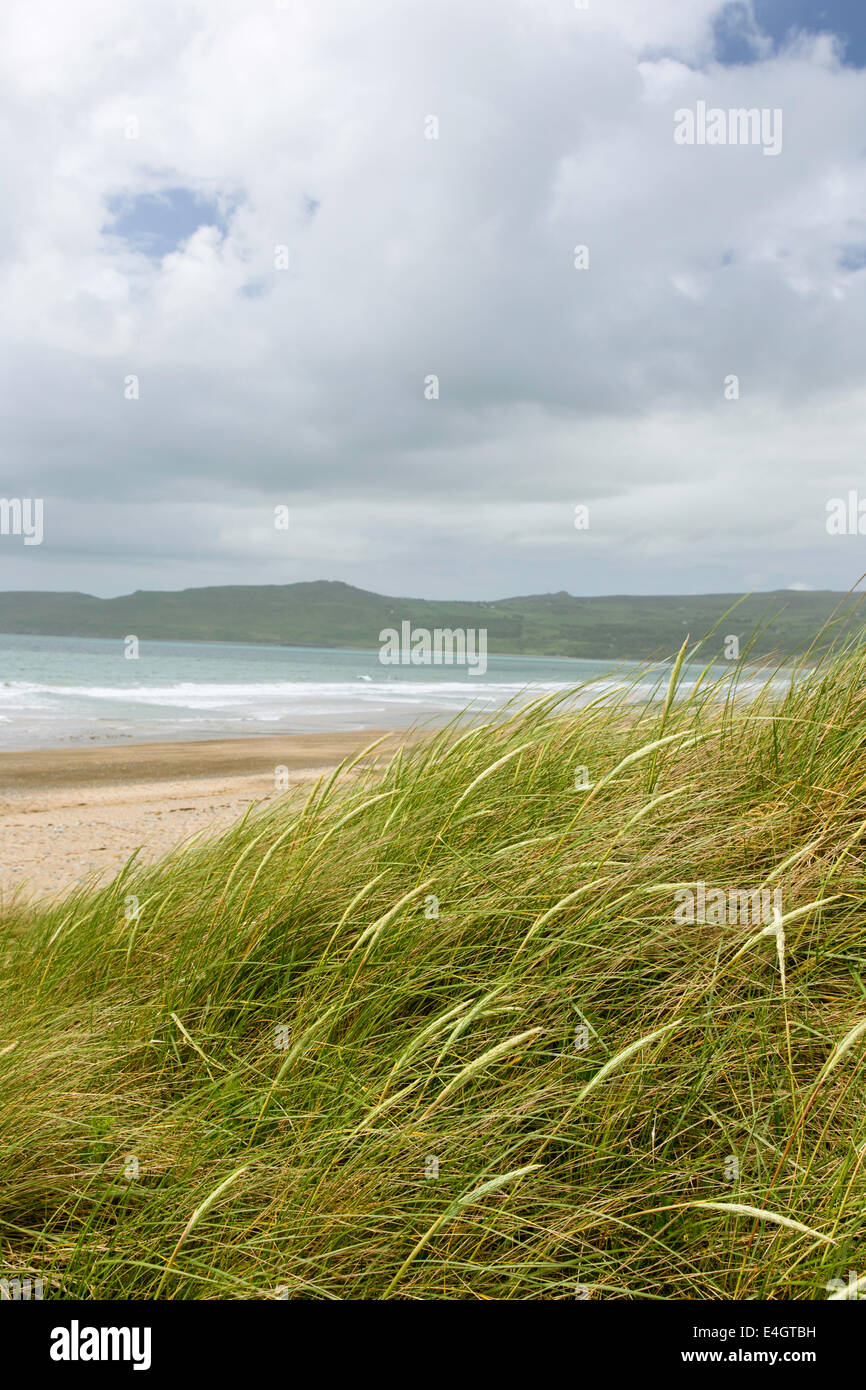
[2,581,864,661]
[1,642,865,1300]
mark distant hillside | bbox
[0,581,862,661]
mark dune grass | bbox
[1,638,865,1300]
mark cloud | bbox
[1,0,865,598]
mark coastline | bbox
[0,729,406,903]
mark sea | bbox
[0,633,767,751]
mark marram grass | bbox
[2,641,866,1301]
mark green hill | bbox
[0,581,862,660]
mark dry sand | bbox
[0,731,405,903]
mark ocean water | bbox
[0,633,753,751]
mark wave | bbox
[0,677,588,707]
[0,673,788,708]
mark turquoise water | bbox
[0,632,734,750]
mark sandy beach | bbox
[0,730,404,903]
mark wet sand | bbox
[0,731,404,902]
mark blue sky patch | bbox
[104,187,232,259]
[715,1,866,68]
[838,243,866,271]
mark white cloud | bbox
[1,0,865,597]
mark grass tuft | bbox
[2,639,865,1299]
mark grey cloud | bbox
[0,0,865,597]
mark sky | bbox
[2,0,866,600]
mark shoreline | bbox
[0,729,407,903]
[0,729,405,791]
